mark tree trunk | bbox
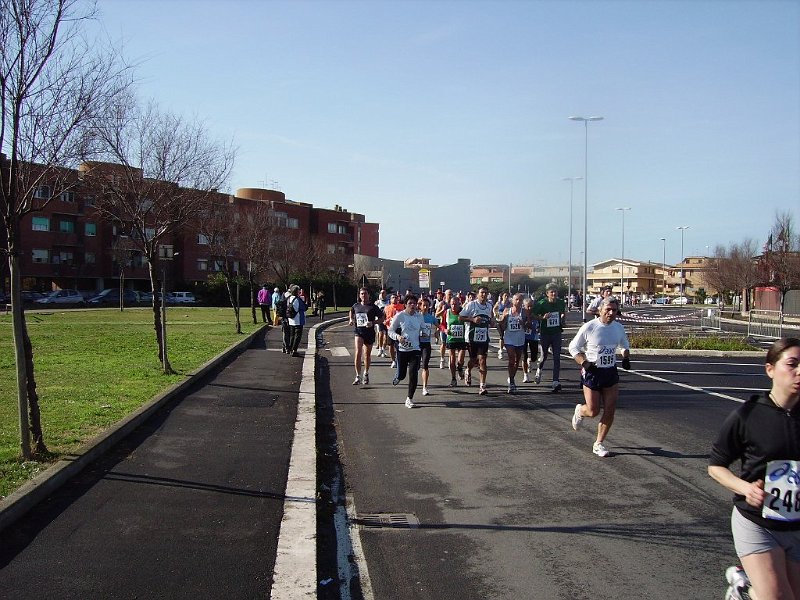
[249,275,257,325]
[9,246,32,459]
[148,260,173,372]
[22,311,48,454]
[224,276,242,334]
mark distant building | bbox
[353,255,471,294]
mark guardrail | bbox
[748,309,784,339]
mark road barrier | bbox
[748,309,784,339]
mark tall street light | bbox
[569,115,604,321]
[676,225,690,296]
[660,237,666,298]
[562,176,583,306]
[616,207,631,302]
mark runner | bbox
[567,296,631,457]
[348,287,384,385]
[497,293,528,394]
[383,293,404,369]
[533,283,567,392]
[708,338,800,600]
[445,295,466,387]
[419,297,438,396]
[459,286,494,395]
[586,285,613,318]
[521,296,540,383]
[374,289,389,357]
[493,291,511,361]
[435,289,453,369]
[388,294,425,408]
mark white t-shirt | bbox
[568,319,630,368]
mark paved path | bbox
[0,321,318,599]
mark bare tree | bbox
[110,235,137,310]
[759,211,800,313]
[194,198,245,333]
[83,98,235,372]
[705,240,760,313]
[0,0,132,458]
[235,201,276,324]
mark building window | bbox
[85,222,97,236]
[197,259,208,271]
[84,196,96,207]
[85,252,96,264]
[327,244,336,254]
[53,251,73,265]
[60,191,75,202]
[145,228,155,241]
[287,218,299,229]
[59,220,75,233]
[32,216,50,232]
[32,249,49,263]
[198,234,210,245]
[213,260,224,272]
[328,223,336,234]
[34,185,51,199]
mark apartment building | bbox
[3,159,378,295]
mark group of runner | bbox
[347,285,800,600]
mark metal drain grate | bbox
[356,513,420,530]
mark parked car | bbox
[87,288,140,306]
[167,291,197,304]
[672,296,693,305]
[21,291,46,304]
[134,290,154,304]
[652,297,671,305]
[35,289,85,307]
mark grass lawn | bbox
[0,307,261,499]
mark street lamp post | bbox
[616,207,631,303]
[569,115,604,321]
[676,225,690,296]
[660,237,666,298]
[562,176,583,308]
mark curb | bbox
[0,325,267,535]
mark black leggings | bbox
[522,339,539,364]
[396,350,422,399]
[420,343,432,370]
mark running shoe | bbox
[592,441,610,457]
[449,378,457,387]
[363,372,369,385]
[352,375,360,385]
[724,566,752,600]
[534,367,542,384]
[497,349,504,360]
[552,381,562,393]
[457,365,464,380]
[479,385,487,395]
[439,358,445,369]
[572,404,584,431]
[391,361,397,369]
[422,387,430,396]
[405,397,416,409]
[523,373,530,383]
[392,377,400,386]
[465,371,472,386]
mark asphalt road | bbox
[319,315,771,600]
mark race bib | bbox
[449,324,464,338]
[420,323,432,340]
[472,326,488,343]
[355,313,368,327]
[508,316,522,331]
[597,345,616,368]
[763,460,800,521]
[547,313,560,328]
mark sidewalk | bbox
[0,318,325,599]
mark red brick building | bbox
[3,159,379,295]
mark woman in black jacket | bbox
[709,337,800,600]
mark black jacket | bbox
[709,392,800,530]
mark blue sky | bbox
[96,0,799,269]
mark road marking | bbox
[629,369,747,403]
[703,387,767,392]
[634,369,760,376]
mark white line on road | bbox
[627,369,747,403]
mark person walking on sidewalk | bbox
[708,338,800,600]
[459,286,494,395]
[271,287,283,327]
[567,296,631,457]
[388,294,424,408]
[533,283,567,392]
[257,285,272,324]
[349,287,383,385]
[286,285,307,357]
